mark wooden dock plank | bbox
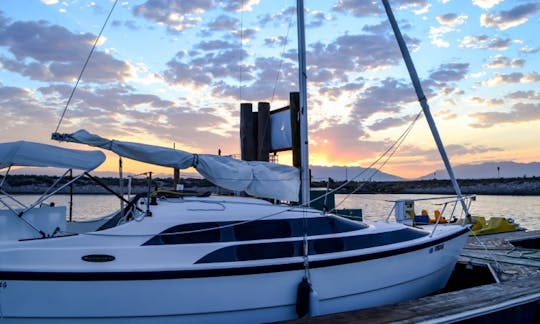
[282,275,540,323]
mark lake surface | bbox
[9,193,540,230]
[335,194,540,230]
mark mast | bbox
[381,0,471,222]
[296,0,310,205]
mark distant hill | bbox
[9,161,539,182]
[310,165,403,182]
[8,167,200,179]
[418,161,540,180]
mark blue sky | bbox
[1,0,539,178]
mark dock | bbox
[282,229,540,323]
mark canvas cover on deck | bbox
[53,130,300,201]
[0,141,105,171]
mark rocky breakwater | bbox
[328,177,540,195]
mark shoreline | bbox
[3,176,540,196]
[313,177,540,196]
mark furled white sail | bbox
[0,141,105,171]
[53,130,300,201]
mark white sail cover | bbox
[0,141,105,171]
[53,130,300,201]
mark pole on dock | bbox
[240,103,256,161]
[257,102,270,162]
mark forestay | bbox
[52,129,300,201]
[0,141,105,171]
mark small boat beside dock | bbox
[281,229,540,323]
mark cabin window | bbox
[234,219,291,240]
[195,227,429,263]
[237,241,296,261]
[301,216,365,236]
[341,228,428,250]
[143,222,224,245]
[313,237,345,254]
[196,241,301,263]
[143,216,368,246]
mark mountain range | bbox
[417,161,540,180]
[310,161,540,181]
[309,166,403,182]
[7,161,540,181]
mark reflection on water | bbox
[9,193,540,230]
[9,195,121,221]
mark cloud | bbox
[429,25,454,48]
[481,72,540,86]
[368,115,416,131]
[429,14,467,48]
[390,0,431,15]
[520,46,539,54]
[333,0,430,16]
[31,83,235,152]
[210,56,296,102]
[351,78,418,121]
[482,55,525,69]
[435,109,457,120]
[0,84,63,141]
[132,0,213,33]
[231,27,259,43]
[0,19,132,83]
[333,0,383,16]
[112,19,141,31]
[306,33,417,73]
[319,82,365,100]
[219,0,260,12]
[264,36,288,47]
[163,41,250,87]
[257,6,296,27]
[310,123,384,165]
[206,14,239,31]
[429,62,469,83]
[470,96,504,106]
[506,90,540,100]
[40,0,59,5]
[307,10,333,28]
[459,35,511,50]
[470,102,540,128]
[436,13,468,26]
[472,0,503,10]
[481,2,540,30]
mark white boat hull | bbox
[0,226,467,323]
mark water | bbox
[7,195,121,221]
[8,194,540,230]
[335,194,540,230]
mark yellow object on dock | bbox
[469,216,520,236]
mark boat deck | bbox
[279,229,540,323]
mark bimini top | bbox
[0,140,106,171]
[52,129,300,202]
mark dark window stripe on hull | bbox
[142,216,369,245]
[0,227,468,281]
[196,227,430,263]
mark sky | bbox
[0,0,539,179]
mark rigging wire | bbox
[239,0,245,101]
[304,108,423,212]
[271,8,295,103]
[54,0,119,134]
[331,110,423,211]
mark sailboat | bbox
[0,0,471,322]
